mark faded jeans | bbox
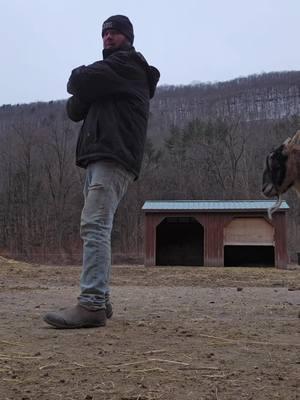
[78,161,134,310]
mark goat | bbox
[262,130,300,218]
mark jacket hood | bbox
[103,46,160,99]
[133,52,160,99]
[146,64,160,99]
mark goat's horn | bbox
[289,130,300,145]
[283,137,291,145]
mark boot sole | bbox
[43,316,106,329]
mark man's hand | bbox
[66,95,90,122]
[67,66,85,95]
[67,78,75,95]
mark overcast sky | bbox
[1,0,299,105]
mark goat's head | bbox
[262,140,291,198]
[262,132,300,198]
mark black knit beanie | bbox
[102,15,134,44]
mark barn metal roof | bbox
[142,200,289,212]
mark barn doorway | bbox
[224,245,275,266]
[224,217,275,267]
[156,217,204,266]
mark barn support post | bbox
[144,213,164,267]
[194,214,226,267]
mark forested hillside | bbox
[148,71,300,141]
[1,71,300,263]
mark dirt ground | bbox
[0,257,299,400]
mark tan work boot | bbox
[43,305,106,329]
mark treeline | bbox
[149,71,300,143]
[0,71,300,264]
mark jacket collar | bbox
[102,44,134,59]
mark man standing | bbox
[44,15,160,328]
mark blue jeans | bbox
[78,161,134,310]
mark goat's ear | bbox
[283,137,291,145]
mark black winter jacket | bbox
[66,45,160,178]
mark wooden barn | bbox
[142,200,289,268]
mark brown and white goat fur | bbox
[262,130,300,218]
